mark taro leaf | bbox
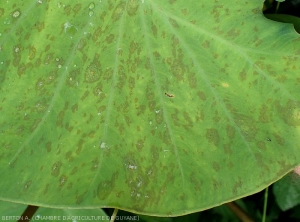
[33,207,109,222]
[0,0,300,217]
[0,200,109,222]
[0,201,27,221]
[273,173,300,211]
[264,14,300,33]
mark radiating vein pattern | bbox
[0,0,300,216]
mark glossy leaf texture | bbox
[0,0,300,216]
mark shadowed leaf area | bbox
[0,0,300,216]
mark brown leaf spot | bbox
[213,162,220,172]
[206,128,220,146]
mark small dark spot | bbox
[180,193,185,200]
[105,34,115,44]
[169,17,179,28]
[197,90,206,101]
[46,142,52,152]
[127,0,139,16]
[43,183,49,194]
[136,139,144,151]
[226,125,235,140]
[202,40,210,49]
[71,104,78,112]
[64,4,72,16]
[223,143,233,155]
[85,64,101,83]
[77,38,87,51]
[239,69,247,81]
[34,21,45,32]
[73,3,82,14]
[81,90,90,101]
[151,23,157,37]
[206,128,220,146]
[67,182,73,190]
[266,137,271,142]
[76,192,86,204]
[112,3,125,21]
[273,133,285,145]
[59,175,68,188]
[76,139,84,154]
[51,161,62,177]
[70,166,78,175]
[256,141,266,151]
[213,162,220,172]
[165,92,174,98]
[0,8,4,18]
[23,180,32,191]
[97,172,118,200]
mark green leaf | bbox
[0,201,27,222]
[273,173,300,211]
[0,200,109,222]
[290,204,300,219]
[33,207,109,222]
[264,14,300,34]
[0,0,300,216]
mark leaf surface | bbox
[0,0,300,216]
[273,173,300,211]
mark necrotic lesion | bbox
[165,92,174,98]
